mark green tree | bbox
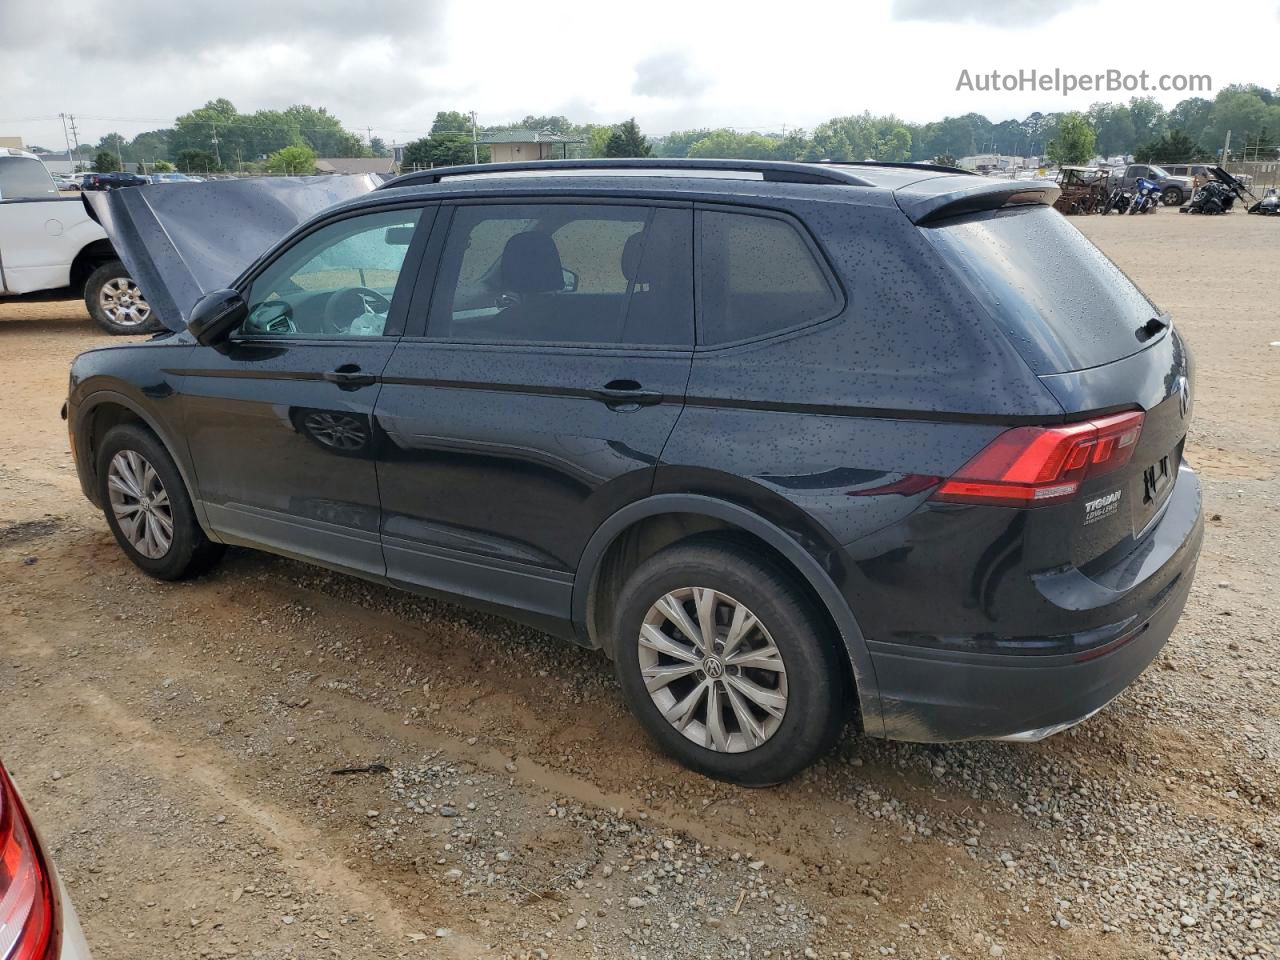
[151,160,176,173]
[369,136,389,158]
[129,129,173,164]
[604,118,651,158]
[284,105,366,156]
[400,134,483,169]
[1134,130,1208,164]
[1127,96,1168,143]
[655,128,713,157]
[1046,113,1096,166]
[266,145,317,175]
[174,148,220,174]
[93,151,121,173]
[431,111,473,136]
[1088,103,1136,156]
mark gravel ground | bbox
[0,210,1277,960]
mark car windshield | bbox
[1147,165,1170,178]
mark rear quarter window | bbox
[697,209,839,345]
[923,206,1161,373]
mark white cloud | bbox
[2,0,1275,150]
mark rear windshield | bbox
[923,206,1161,373]
[0,157,58,200]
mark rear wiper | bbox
[1138,316,1169,341]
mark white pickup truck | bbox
[0,147,156,334]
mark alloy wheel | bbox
[107,450,173,559]
[99,277,152,328]
[638,587,788,753]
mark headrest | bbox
[500,232,563,293]
[621,229,647,283]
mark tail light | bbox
[0,764,60,960]
[933,411,1144,507]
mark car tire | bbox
[96,424,224,580]
[85,260,161,335]
[612,537,849,786]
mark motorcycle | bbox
[1247,187,1279,216]
[1127,177,1162,214]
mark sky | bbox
[2,0,1277,149]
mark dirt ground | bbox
[1,210,1277,960]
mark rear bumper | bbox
[59,879,94,960]
[868,467,1203,743]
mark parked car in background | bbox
[79,171,149,191]
[0,148,157,334]
[0,759,94,959]
[148,172,197,184]
[53,175,81,192]
[69,158,1203,786]
[1109,163,1195,206]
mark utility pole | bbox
[1222,130,1232,164]
[471,111,478,164]
[59,113,73,166]
[68,114,81,169]
[211,121,222,168]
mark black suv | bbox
[66,159,1203,785]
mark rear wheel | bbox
[1162,187,1184,205]
[96,424,224,580]
[85,260,160,335]
[612,539,848,786]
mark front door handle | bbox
[592,380,663,407]
[323,364,377,389]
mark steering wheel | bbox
[322,287,392,334]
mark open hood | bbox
[84,175,379,332]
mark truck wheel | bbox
[85,261,160,335]
[1162,188,1183,206]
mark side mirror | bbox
[384,226,415,246]
[561,267,579,293]
[187,288,248,345]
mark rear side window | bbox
[698,209,838,345]
[924,206,1161,373]
[0,157,58,200]
[427,203,693,347]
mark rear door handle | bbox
[323,364,377,389]
[591,380,663,407]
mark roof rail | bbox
[381,157,877,189]
[816,159,970,175]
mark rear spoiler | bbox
[894,177,1060,225]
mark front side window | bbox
[0,157,58,200]
[241,208,422,338]
[698,209,839,345]
[426,203,693,347]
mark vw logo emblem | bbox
[1177,375,1191,419]
[703,657,725,679]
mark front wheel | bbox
[1162,187,1184,205]
[612,538,849,786]
[96,424,224,580]
[85,260,160,335]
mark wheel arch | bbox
[74,391,215,538]
[573,494,883,735]
[69,239,118,296]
